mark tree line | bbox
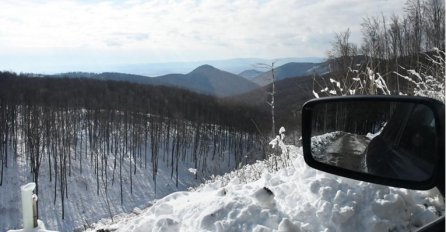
[320,0,444,96]
[0,72,267,131]
[312,101,395,136]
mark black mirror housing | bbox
[302,96,445,192]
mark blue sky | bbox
[0,0,406,73]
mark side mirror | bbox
[302,96,445,192]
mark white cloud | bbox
[0,0,407,72]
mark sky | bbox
[0,0,407,74]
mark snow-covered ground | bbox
[1,131,242,231]
[8,220,57,232]
[91,145,444,232]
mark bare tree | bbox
[406,0,424,58]
[423,0,445,50]
[256,62,277,137]
[328,28,358,74]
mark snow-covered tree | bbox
[394,48,445,102]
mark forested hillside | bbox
[224,74,316,134]
[0,72,270,231]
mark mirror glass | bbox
[310,101,437,181]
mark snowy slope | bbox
[1,132,240,232]
[91,145,444,232]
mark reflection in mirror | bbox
[310,101,437,182]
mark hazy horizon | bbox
[3,56,325,76]
[0,0,406,74]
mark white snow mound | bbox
[92,146,444,232]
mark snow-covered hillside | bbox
[1,144,201,231]
[91,145,444,232]
[1,129,249,232]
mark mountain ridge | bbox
[154,64,259,97]
[51,61,328,97]
[249,62,327,86]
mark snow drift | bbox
[91,145,444,232]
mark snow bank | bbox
[310,131,343,161]
[92,146,444,232]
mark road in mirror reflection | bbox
[310,101,437,182]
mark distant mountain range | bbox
[238,69,263,81]
[249,62,329,86]
[54,71,163,85]
[52,60,329,97]
[53,65,259,97]
[153,65,259,97]
[112,57,324,76]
